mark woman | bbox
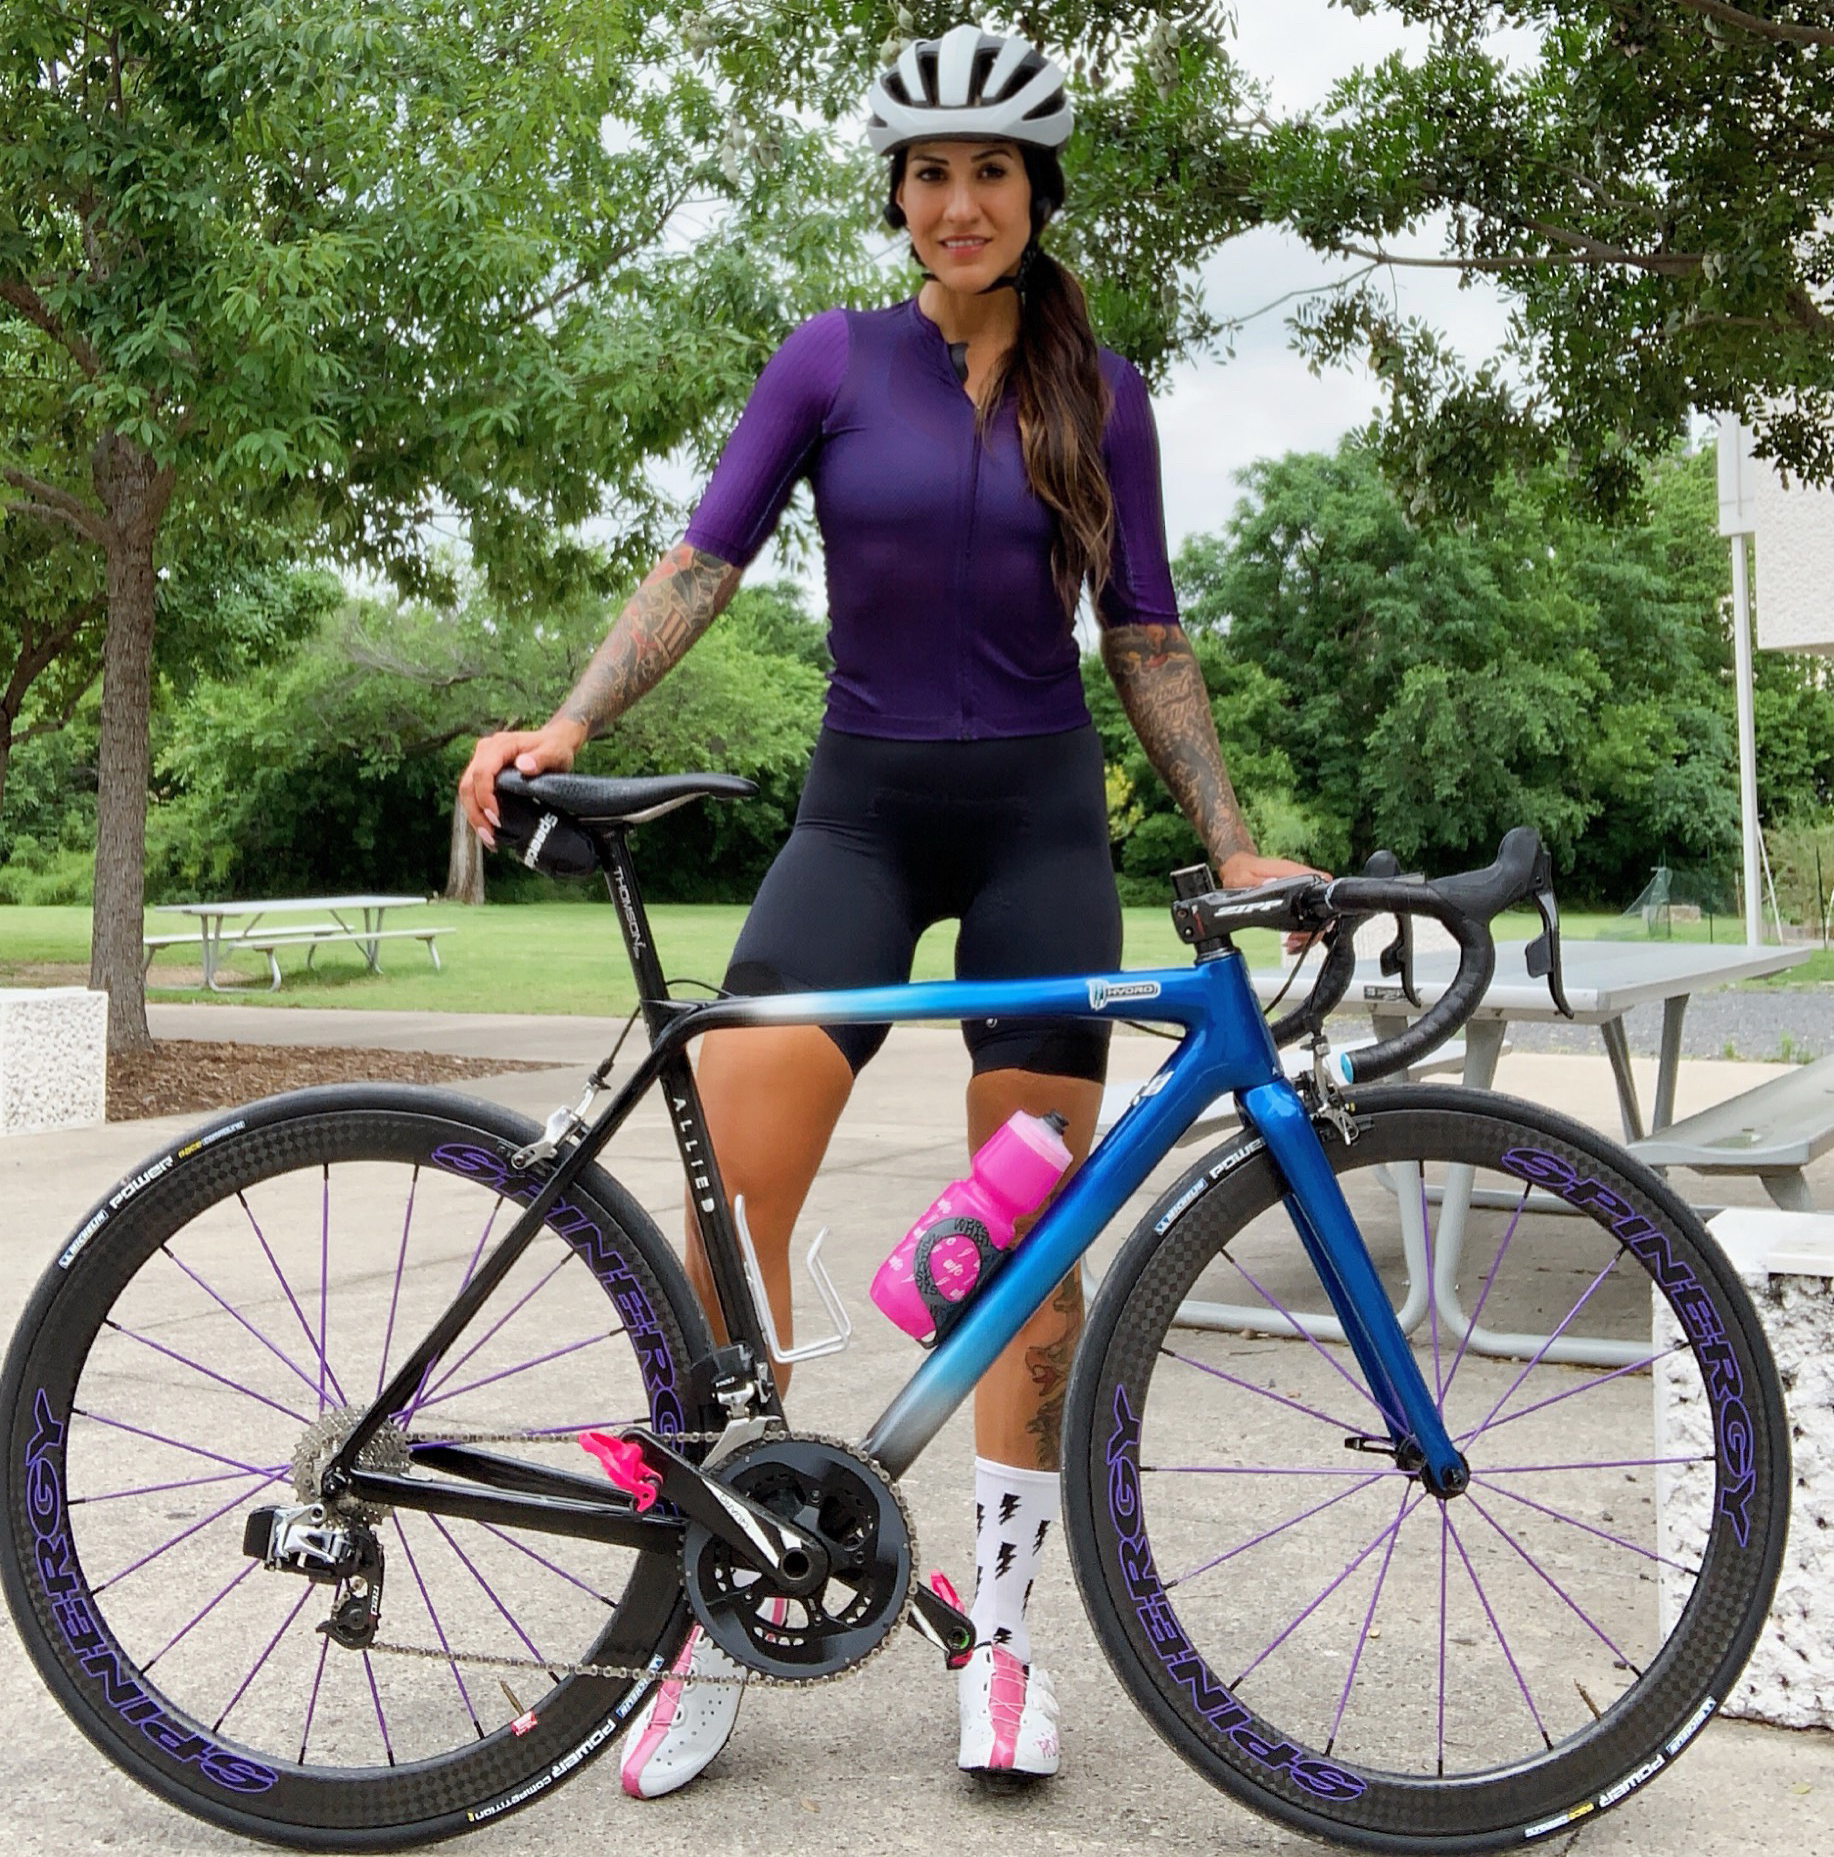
[458,23,1313,1799]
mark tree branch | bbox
[1,470,108,545]
[0,280,102,377]
[1329,220,1704,278]
[1670,0,1834,49]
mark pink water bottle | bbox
[870,1110,1073,1346]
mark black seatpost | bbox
[596,829,782,1411]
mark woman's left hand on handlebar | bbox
[1218,851,1333,955]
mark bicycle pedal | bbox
[909,1568,975,1669]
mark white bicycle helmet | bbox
[866,23,1072,156]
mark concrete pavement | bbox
[0,1011,1826,1854]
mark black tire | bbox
[1,1085,717,1849]
[1064,1086,1787,1853]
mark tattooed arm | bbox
[457,542,741,844]
[1101,622,1324,892]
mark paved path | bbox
[0,1015,1825,1855]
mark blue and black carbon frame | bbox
[665,953,1465,1494]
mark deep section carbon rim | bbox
[1066,1087,1786,1852]
[2,1087,710,1849]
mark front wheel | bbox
[1063,1086,1787,1852]
[1,1085,716,1849]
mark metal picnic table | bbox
[1163,937,1817,1366]
[148,895,437,992]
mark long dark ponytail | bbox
[887,145,1115,619]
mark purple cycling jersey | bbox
[683,298,1180,740]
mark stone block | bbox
[1656,1209,1834,1729]
[0,988,107,1135]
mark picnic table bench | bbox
[1631,1053,1834,1211]
[143,895,451,991]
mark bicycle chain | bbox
[365,1427,917,1690]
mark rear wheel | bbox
[1,1086,714,1849]
[1064,1087,1787,1852]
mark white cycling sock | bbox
[969,1456,1058,1668]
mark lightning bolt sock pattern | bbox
[969,1456,1059,1669]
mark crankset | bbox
[682,1436,914,1681]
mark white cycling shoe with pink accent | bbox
[619,1624,748,1800]
[957,1643,1061,1782]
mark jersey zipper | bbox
[956,418,982,739]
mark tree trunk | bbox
[0,726,11,827]
[89,435,171,1055]
[446,793,486,904]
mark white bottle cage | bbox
[732,1195,854,1365]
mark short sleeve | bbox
[1096,352,1181,629]
[683,309,850,568]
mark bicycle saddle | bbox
[496,769,757,826]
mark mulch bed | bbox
[107,1041,553,1123]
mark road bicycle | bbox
[0,770,1787,1853]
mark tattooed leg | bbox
[968,1070,1100,1472]
[559,541,742,738]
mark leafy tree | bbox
[1166,439,1831,902]
[1248,3,1834,514]
[1,3,880,1048]
[150,577,826,904]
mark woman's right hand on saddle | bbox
[458,717,589,849]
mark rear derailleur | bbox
[242,1503,386,1649]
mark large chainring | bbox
[682,1436,913,1682]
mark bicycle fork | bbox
[1245,1082,1468,1497]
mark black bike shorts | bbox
[724,726,1123,1081]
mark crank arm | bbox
[908,1572,976,1669]
[623,1428,832,1591]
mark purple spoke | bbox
[1456,1345,1681,1443]
[412,1332,620,1414]
[94,1469,285,1592]
[1478,1455,1707,1475]
[144,1557,263,1669]
[1471,1477,1701,1573]
[1231,1486,1431,1688]
[377,1168,420,1397]
[1466,1252,1627,1438]
[161,1244,324,1403]
[317,1167,331,1408]
[1221,1253,1386,1421]
[1446,1509,1552,1747]
[1169,1472,1387,1589]
[420,1251,577,1402]
[1149,1463,1410,1477]
[362,1651,397,1765]
[74,1462,289,1505]
[1464,1490,1642,1674]
[427,1515,549,1666]
[1161,1347,1364,1435]
[239,1190,347,1408]
[478,1523,616,1605]
[102,1320,312,1426]
[397,1201,505,1424]
[392,1517,483,1737]
[74,1408,272,1476]
[456,1198,503,1299]
[1433,1181,1529,1411]
[300,1631,331,1764]
[214,1585,314,1731]
[1437,1506,1449,1775]
[1327,1479,1414,1754]
[1423,1168,1443,1401]
[1438,1183,1531,1408]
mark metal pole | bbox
[1730,532,1763,946]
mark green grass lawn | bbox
[0,898,1820,1018]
